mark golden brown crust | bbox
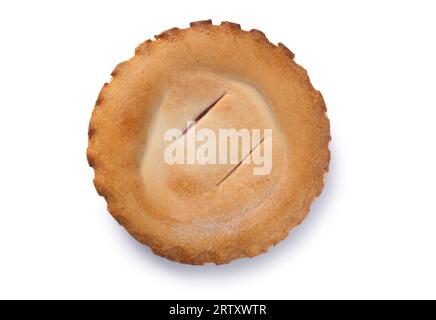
[87,21,330,265]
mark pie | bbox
[87,20,330,265]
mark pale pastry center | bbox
[140,71,286,222]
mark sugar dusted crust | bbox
[87,20,331,265]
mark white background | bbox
[0,0,435,300]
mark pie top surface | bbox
[87,20,330,265]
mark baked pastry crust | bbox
[87,20,330,265]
